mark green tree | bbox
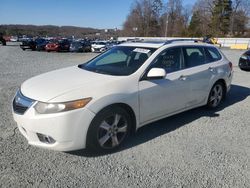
[211,0,233,36]
[188,10,203,37]
[232,10,249,36]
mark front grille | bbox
[93,48,101,52]
[13,90,35,115]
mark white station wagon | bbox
[12,40,233,152]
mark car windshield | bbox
[72,42,81,46]
[94,42,106,45]
[59,40,69,44]
[49,39,59,44]
[35,39,46,44]
[79,46,156,76]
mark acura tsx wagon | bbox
[12,40,233,152]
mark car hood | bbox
[21,66,121,102]
[244,50,250,56]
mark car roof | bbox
[119,42,165,48]
[119,41,215,49]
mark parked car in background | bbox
[69,40,91,52]
[20,39,36,51]
[10,36,18,42]
[35,38,49,51]
[105,41,118,50]
[239,50,250,71]
[3,36,11,42]
[12,40,233,153]
[45,39,70,52]
[91,41,107,52]
[19,36,33,42]
[202,36,221,47]
[0,34,6,46]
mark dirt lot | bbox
[0,44,249,187]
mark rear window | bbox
[205,47,222,63]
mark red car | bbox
[45,39,70,52]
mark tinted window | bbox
[35,39,46,44]
[59,40,69,44]
[151,47,183,73]
[96,50,127,65]
[183,47,206,68]
[245,50,250,56]
[205,47,222,63]
[94,42,106,45]
[71,42,81,46]
[49,39,56,43]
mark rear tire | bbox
[207,81,225,109]
[86,106,131,153]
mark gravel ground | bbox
[0,44,250,188]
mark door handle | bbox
[208,67,215,72]
[179,75,188,81]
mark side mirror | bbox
[147,68,166,79]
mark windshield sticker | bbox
[133,48,150,54]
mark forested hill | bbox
[0,24,103,38]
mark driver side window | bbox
[151,47,183,73]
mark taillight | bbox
[229,62,233,71]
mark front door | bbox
[139,47,192,124]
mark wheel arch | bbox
[207,78,227,103]
[114,103,137,134]
[85,102,137,151]
[89,103,137,134]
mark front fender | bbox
[87,93,140,127]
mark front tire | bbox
[87,106,131,153]
[207,82,225,109]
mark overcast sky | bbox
[0,0,195,29]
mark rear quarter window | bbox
[205,47,222,63]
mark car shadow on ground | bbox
[68,84,250,157]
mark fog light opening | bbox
[37,133,56,144]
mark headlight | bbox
[34,98,92,114]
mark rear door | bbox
[182,46,221,106]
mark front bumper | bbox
[20,45,32,49]
[46,47,59,51]
[92,47,106,53]
[13,104,95,151]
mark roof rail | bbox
[164,39,202,45]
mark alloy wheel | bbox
[97,114,128,149]
[209,84,223,108]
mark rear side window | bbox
[183,47,206,68]
[205,47,222,63]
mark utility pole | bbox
[133,27,138,37]
[165,14,169,37]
